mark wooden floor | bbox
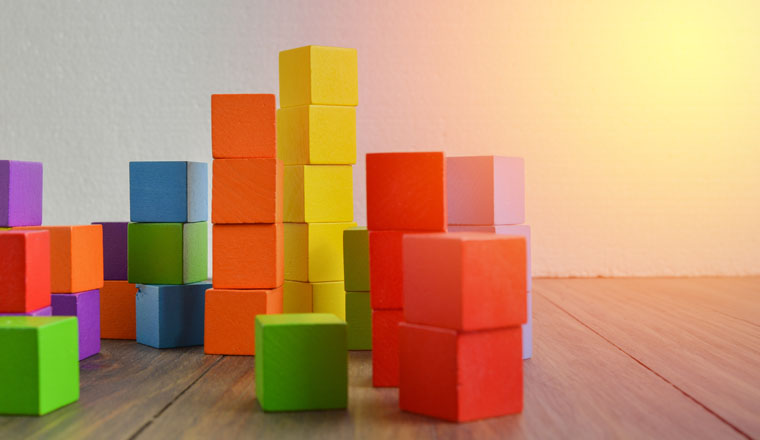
[1,278,758,440]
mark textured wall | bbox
[1,1,758,276]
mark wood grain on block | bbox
[0,305,52,317]
[0,160,42,227]
[372,309,403,387]
[204,287,283,356]
[92,222,128,280]
[343,227,369,292]
[284,165,353,223]
[399,322,522,422]
[135,282,210,349]
[129,161,208,223]
[284,222,357,282]
[51,289,101,360]
[312,281,346,320]
[127,222,208,285]
[346,291,371,350]
[211,94,276,159]
[212,158,283,224]
[0,316,79,415]
[255,313,348,411]
[100,280,137,340]
[17,225,104,294]
[212,224,283,289]
[0,230,50,313]
[279,46,358,108]
[447,156,525,225]
[366,152,446,231]
[277,105,356,165]
[404,232,526,331]
[283,280,313,313]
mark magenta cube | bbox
[0,160,43,227]
[52,289,101,360]
[93,222,128,280]
[0,305,53,317]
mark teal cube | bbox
[343,226,369,291]
[255,313,347,411]
[346,291,372,350]
[0,316,79,415]
[127,222,208,285]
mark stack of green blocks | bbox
[343,227,371,350]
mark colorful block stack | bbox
[365,152,447,387]
[128,161,209,349]
[446,156,533,359]
[93,222,137,340]
[279,46,358,319]
[206,94,283,355]
[400,232,527,422]
[343,226,371,350]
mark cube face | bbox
[129,161,208,223]
[100,281,137,340]
[369,231,404,309]
[283,281,313,313]
[0,306,52,317]
[523,292,532,360]
[255,313,348,411]
[372,309,403,387]
[93,222,128,280]
[136,283,210,349]
[212,158,283,224]
[346,291,371,350]
[399,323,523,422]
[403,233,527,331]
[312,281,346,320]
[284,222,357,282]
[51,289,101,360]
[279,46,358,108]
[0,160,42,227]
[277,105,356,165]
[0,230,50,313]
[343,227,369,292]
[284,165,354,223]
[204,287,283,355]
[211,94,276,159]
[447,156,525,226]
[0,316,79,415]
[212,224,283,289]
[128,222,208,285]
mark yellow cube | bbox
[284,222,357,282]
[279,46,358,108]
[283,280,346,320]
[283,280,313,314]
[284,165,353,223]
[277,105,356,165]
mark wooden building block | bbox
[447,156,525,226]
[283,280,313,313]
[369,231,404,309]
[399,322,522,422]
[212,158,283,224]
[255,313,348,411]
[92,222,128,280]
[524,291,533,360]
[312,281,346,320]
[51,289,100,360]
[0,306,52,317]
[284,222,357,282]
[212,224,283,289]
[366,152,447,231]
[129,161,208,223]
[403,232,526,331]
[18,225,104,294]
[135,282,210,349]
[343,227,369,292]
[277,105,356,165]
[100,280,137,340]
[0,160,42,227]
[346,291,371,350]
[0,316,79,415]
[128,222,208,285]
[0,230,50,313]
[284,165,353,223]
[279,46,358,108]
[211,94,276,159]
[204,287,283,355]
[372,309,403,387]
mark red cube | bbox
[0,230,50,313]
[369,231,404,309]
[372,309,403,387]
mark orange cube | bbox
[212,158,283,224]
[211,94,276,159]
[212,224,283,289]
[0,230,50,313]
[100,280,137,339]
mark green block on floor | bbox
[255,313,347,411]
[343,226,369,291]
[346,291,372,350]
[127,222,208,285]
[0,316,80,415]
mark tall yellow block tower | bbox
[279,46,358,319]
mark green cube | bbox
[346,291,372,350]
[0,316,80,415]
[128,222,208,285]
[255,313,347,411]
[343,226,369,291]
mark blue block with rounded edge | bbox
[135,282,210,349]
[129,161,208,223]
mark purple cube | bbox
[52,289,101,360]
[0,305,53,317]
[0,160,43,227]
[93,222,128,280]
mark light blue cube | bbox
[129,161,208,223]
[135,282,210,349]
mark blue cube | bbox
[129,161,208,223]
[135,282,210,349]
